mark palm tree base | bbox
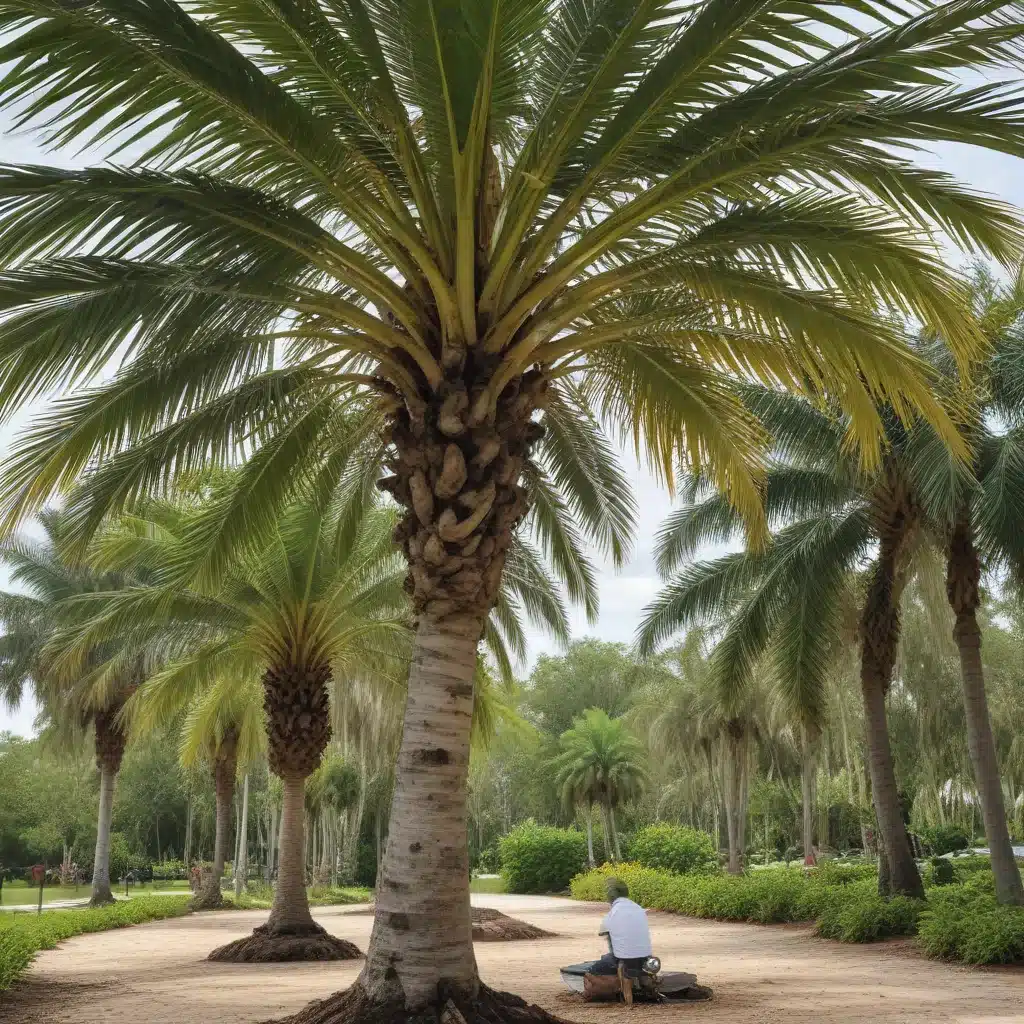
[190,888,224,911]
[208,923,362,962]
[470,907,555,942]
[274,980,568,1024]
[89,886,116,907]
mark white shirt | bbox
[599,897,652,958]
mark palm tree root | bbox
[207,922,362,962]
[274,981,569,1024]
[470,908,556,942]
[190,888,224,911]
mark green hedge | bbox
[627,825,717,875]
[571,862,1024,962]
[0,896,192,990]
[499,822,588,894]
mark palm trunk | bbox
[268,773,317,933]
[801,740,816,866]
[234,772,250,898]
[724,727,745,875]
[196,729,237,909]
[360,613,481,1009]
[947,517,1024,905]
[90,706,127,906]
[859,475,923,899]
[599,804,613,861]
[584,804,595,867]
[90,764,117,905]
[609,805,622,861]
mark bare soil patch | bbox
[3,895,1023,1024]
[208,922,363,962]
[471,906,556,942]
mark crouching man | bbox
[591,877,652,975]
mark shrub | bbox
[815,882,923,943]
[499,822,588,894]
[928,857,955,886]
[0,896,191,990]
[627,825,717,875]
[915,824,970,857]
[476,842,501,875]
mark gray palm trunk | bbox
[947,517,1024,905]
[197,731,237,908]
[723,728,748,875]
[359,613,481,1008]
[267,773,318,934]
[234,772,250,898]
[801,744,816,864]
[90,765,117,905]
[608,805,622,861]
[584,804,595,867]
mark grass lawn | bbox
[1,880,192,906]
[470,875,506,894]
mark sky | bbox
[1,55,1023,737]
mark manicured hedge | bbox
[0,896,192,990]
[571,861,1024,963]
[499,822,588,894]
[627,824,717,875]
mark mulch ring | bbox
[341,905,556,941]
[208,923,363,962]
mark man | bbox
[591,877,652,975]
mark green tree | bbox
[0,512,145,904]
[637,390,928,897]
[551,708,647,863]
[2,1,1024,1011]
[904,271,1024,903]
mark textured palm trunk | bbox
[801,744,816,865]
[947,516,1024,905]
[584,805,595,867]
[90,705,127,906]
[359,613,482,1009]
[859,483,923,898]
[196,729,237,909]
[268,774,316,932]
[599,805,613,861]
[609,806,622,861]
[234,772,250,898]
[723,727,746,875]
[90,764,117,905]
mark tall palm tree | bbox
[551,708,647,862]
[905,270,1024,904]
[53,489,409,959]
[635,632,770,873]
[2,2,1024,1013]
[0,512,144,905]
[637,389,928,897]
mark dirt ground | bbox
[2,893,1022,1024]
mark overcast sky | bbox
[2,82,1024,737]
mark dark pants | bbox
[591,953,646,976]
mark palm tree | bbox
[905,270,1024,904]
[635,632,770,873]
[637,389,928,897]
[2,2,1024,1012]
[0,512,145,905]
[551,708,647,862]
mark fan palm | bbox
[637,388,928,897]
[3,1,1024,1011]
[0,511,145,905]
[551,708,647,863]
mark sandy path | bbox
[2,893,1022,1024]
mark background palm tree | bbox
[0,512,146,905]
[551,708,647,863]
[3,1,1024,1014]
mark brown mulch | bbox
[273,982,568,1024]
[470,907,556,942]
[207,923,363,963]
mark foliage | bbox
[919,885,1024,964]
[307,885,372,906]
[814,880,923,942]
[0,896,191,990]
[627,824,717,876]
[499,822,587,895]
[915,824,970,857]
[928,857,956,886]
